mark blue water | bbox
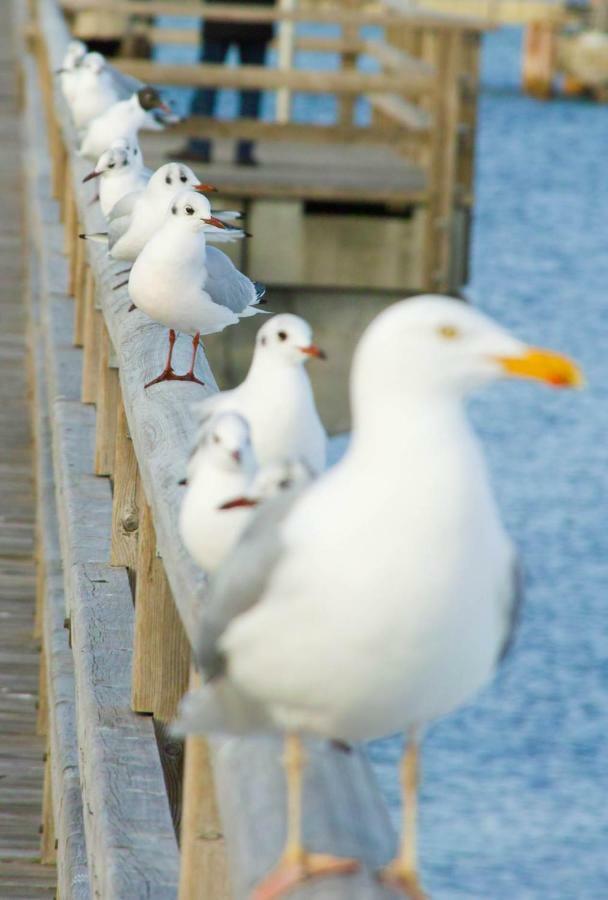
[159,23,608,896]
[365,28,608,899]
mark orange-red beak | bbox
[300,344,327,361]
[159,101,172,114]
[82,170,100,183]
[218,496,258,510]
[203,216,228,229]
[496,347,584,388]
[193,183,217,193]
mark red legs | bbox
[171,331,205,386]
[145,331,206,389]
[145,329,178,388]
[378,729,428,899]
[252,734,359,900]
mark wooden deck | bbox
[0,7,56,898]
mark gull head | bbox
[169,190,226,234]
[188,412,255,478]
[137,85,171,114]
[83,145,130,182]
[353,295,583,405]
[219,459,313,510]
[255,314,327,366]
[58,40,87,72]
[111,137,142,168]
[82,52,106,76]
[151,163,215,196]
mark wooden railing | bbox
[59,0,485,291]
[27,0,405,896]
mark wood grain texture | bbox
[110,394,140,569]
[132,500,191,721]
[69,562,179,899]
[94,326,120,476]
[0,11,58,896]
[81,270,100,403]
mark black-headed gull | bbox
[79,85,175,160]
[128,190,266,387]
[175,296,583,900]
[82,139,149,218]
[195,313,327,474]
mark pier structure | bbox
[7,0,487,896]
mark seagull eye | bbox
[133,147,139,155]
[171,205,177,215]
[277,331,288,342]
[278,478,291,490]
[180,175,187,183]
[107,162,115,168]
[438,324,459,340]
[213,434,220,444]
[165,175,172,185]
[185,206,194,216]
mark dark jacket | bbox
[202,0,276,44]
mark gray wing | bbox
[196,486,305,680]
[106,66,143,99]
[107,190,140,222]
[107,215,131,251]
[498,556,524,664]
[205,245,256,314]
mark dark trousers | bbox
[191,37,268,119]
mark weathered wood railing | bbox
[26,0,402,896]
[58,0,485,292]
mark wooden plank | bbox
[369,94,431,132]
[112,58,435,97]
[132,499,190,722]
[110,394,140,570]
[60,0,491,30]
[94,327,120,476]
[69,562,179,899]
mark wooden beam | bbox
[132,499,190,722]
[110,394,140,571]
[112,58,435,97]
[60,0,491,30]
[94,327,120,476]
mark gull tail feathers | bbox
[171,682,271,737]
[79,232,109,244]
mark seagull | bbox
[128,189,267,388]
[80,163,229,261]
[56,40,87,107]
[79,85,175,160]
[179,412,258,575]
[195,313,327,474]
[180,413,314,576]
[69,52,122,130]
[174,296,583,900]
[81,139,150,218]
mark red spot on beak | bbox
[202,216,228,229]
[300,344,327,360]
[218,496,258,510]
[82,170,101,183]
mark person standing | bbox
[174,0,277,167]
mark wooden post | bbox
[276,0,296,123]
[81,274,101,403]
[72,247,87,346]
[338,0,359,126]
[37,640,48,736]
[51,118,66,205]
[110,394,140,571]
[420,29,462,293]
[40,745,57,865]
[95,327,120,476]
[63,165,75,258]
[522,21,556,99]
[132,499,190,721]
[179,671,230,900]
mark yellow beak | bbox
[496,347,584,388]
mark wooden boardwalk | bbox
[0,7,56,898]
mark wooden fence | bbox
[25,0,407,896]
[59,0,486,293]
